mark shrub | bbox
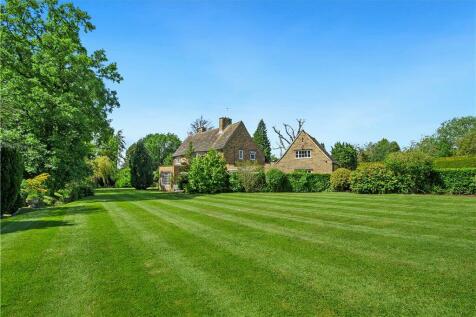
[176,172,189,190]
[235,164,266,193]
[433,156,476,169]
[229,172,244,192]
[433,168,476,195]
[187,150,228,193]
[288,172,330,192]
[350,163,398,194]
[115,167,132,188]
[129,141,154,190]
[265,169,290,192]
[56,180,95,203]
[1,145,24,214]
[21,173,51,208]
[330,168,351,191]
[331,142,358,170]
[384,151,433,193]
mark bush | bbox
[21,173,50,208]
[229,172,244,192]
[384,151,433,193]
[288,172,330,192]
[433,168,476,194]
[433,156,476,169]
[331,142,358,170]
[176,172,189,190]
[56,180,95,203]
[188,150,228,193]
[330,168,351,191]
[265,169,290,192]
[129,141,154,190]
[115,167,132,188]
[350,163,398,194]
[234,163,266,193]
[1,145,24,214]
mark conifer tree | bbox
[253,119,272,163]
[129,141,153,190]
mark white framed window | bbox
[238,149,244,160]
[250,151,256,160]
[295,150,311,159]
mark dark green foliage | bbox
[385,151,433,193]
[176,172,189,190]
[114,167,131,188]
[288,172,330,192]
[265,169,290,192]
[253,119,272,163]
[433,168,476,195]
[331,142,358,170]
[229,172,244,192]
[187,150,228,193]
[330,168,351,192]
[129,141,154,190]
[433,156,476,169]
[359,138,400,162]
[1,145,24,214]
[55,180,95,203]
[142,133,181,170]
[350,163,399,194]
[1,0,122,190]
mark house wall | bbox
[274,132,334,174]
[222,123,265,165]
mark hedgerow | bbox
[433,156,476,169]
[433,168,476,195]
[288,172,330,192]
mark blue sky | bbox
[77,0,475,153]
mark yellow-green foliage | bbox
[330,168,351,191]
[433,156,476,169]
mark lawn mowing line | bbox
[104,201,262,317]
[226,193,476,216]
[183,197,476,250]
[129,199,420,315]
[256,192,476,208]
[202,195,474,235]
[149,198,438,267]
[1,204,82,316]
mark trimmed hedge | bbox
[433,156,476,169]
[265,169,291,192]
[287,172,330,192]
[434,168,476,195]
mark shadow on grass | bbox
[1,220,74,235]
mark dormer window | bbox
[238,149,244,160]
[295,150,311,159]
[249,151,256,160]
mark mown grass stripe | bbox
[198,195,476,240]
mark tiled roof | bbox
[173,121,242,157]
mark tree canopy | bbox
[359,138,400,162]
[125,133,181,170]
[331,142,358,170]
[129,141,153,190]
[0,0,122,189]
[253,119,272,163]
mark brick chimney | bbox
[219,117,232,132]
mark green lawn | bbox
[1,189,475,316]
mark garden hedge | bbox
[433,168,476,195]
[433,156,476,169]
[287,172,330,192]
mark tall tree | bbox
[129,141,153,190]
[272,119,305,155]
[331,142,358,170]
[1,145,24,214]
[253,119,272,163]
[142,133,181,170]
[189,115,214,134]
[0,0,122,189]
[359,138,400,162]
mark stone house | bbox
[158,117,265,191]
[272,130,336,174]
